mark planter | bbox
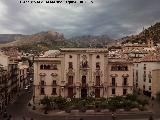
[79,107,86,113]
[130,108,139,112]
[116,109,124,112]
[86,110,94,113]
[124,107,131,111]
[94,108,101,112]
[65,108,71,113]
[71,110,79,113]
[101,109,109,113]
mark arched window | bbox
[118,66,121,71]
[40,64,44,69]
[53,65,57,70]
[124,66,128,71]
[47,65,50,69]
[96,55,100,59]
[44,65,47,69]
[82,75,86,81]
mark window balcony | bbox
[110,83,117,87]
[39,81,46,86]
[81,83,88,88]
[122,83,129,87]
[65,83,75,87]
[52,83,57,86]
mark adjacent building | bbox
[0,49,30,107]
[133,54,160,97]
[0,65,9,115]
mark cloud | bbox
[0,0,160,39]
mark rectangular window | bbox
[149,86,151,91]
[149,78,151,83]
[69,62,73,69]
[68,76,73,85]
[96,76,100,86]
[123,89,127,95]
[123,77,127,86]
[41,81,45,85]
[40,88,45,95]
[52,88,57,95]
[112,77,116,86]
[112,88,115,95]
[144,64,146,70]
[96,62,100,69]
[53,80,56,86]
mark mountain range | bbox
[0,31,111,52]
[0,22,160,51]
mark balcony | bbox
[65,83,75,87]
[39,81,46,86]
[110,83,117,87]
[94,83,103,88]
[81,83,88,88]
[52,83,57,86]
[122,83,129,87]
[80,62,90,70]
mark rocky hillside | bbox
[0,30,64,47]
[0,34,24,44]
[121,22,160,45]
[67,35,111,48]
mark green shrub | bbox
[126,94,137,101]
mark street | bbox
[0,87,159,120]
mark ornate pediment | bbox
[94,70,103,76]
[39,73,46,76]
[110,74,118,77]
[81,69,88,75]
[66,69,75,76]
[51,73,58,76]
[122,74,129,77]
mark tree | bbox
[40,96,52,111]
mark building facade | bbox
[108,59,133,96]
[33,48,134,102]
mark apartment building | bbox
[0,49,29,105]
[133,54,160,97]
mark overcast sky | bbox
[0,0,160,39]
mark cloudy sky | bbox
[0,0,160,39]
